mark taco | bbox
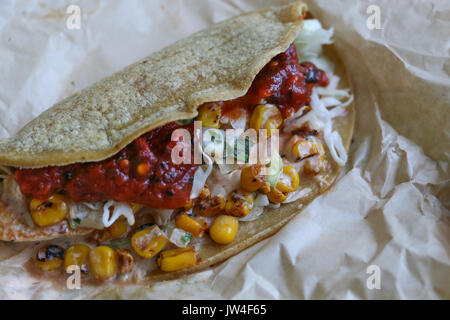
[0,2,354,284]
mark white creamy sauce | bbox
[207,169,242,198]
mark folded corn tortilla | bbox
[0,1,308,168]
[0,2,354,281]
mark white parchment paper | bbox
[0,0,448,299]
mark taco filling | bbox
[0,16,353,283]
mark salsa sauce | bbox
[222,44,329,119]
[15,123,197,209]
[14,44,328,209]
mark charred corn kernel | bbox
[198,186,211,200]
[267,187,288,203]
[176,214,207,237]
[35,245,64,272]
[303,155,326,175]
[131,225,169,259]
[157,247,197,272]
[89,246,117,281]
[30,194,69,227]
[210,215,239,245]
[137,162,150,176]
[276,166,300,193]
[240,165,266,192]
[250,104,283,137]
[197,102,221,128]
[198,218,209,229]
[116,248,134,274]
[292,139,319,161]
[98,216,128,242]
[259,182,271,194]
[196,196,225,216]
[64,244,90,273]
[108,216,128,237]
[225,191,254,217]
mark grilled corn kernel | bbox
[157,247,197,272]
[131,225,169,259]
[259,182,271,194]
[116,248,134,274]
[176,214,207,237]
[225,191,254,217]
[64,244,90,273]
[197,102,221,128]
[210,215,239,245]
[98,216,128,242]
[267,187,288,203]
[30,194,69,227]
[276,166,300,193]
[292,139,319,161]
[250,104,283,137]
[89,246,117,281]
[35,245,64,272]
[198,186,211,200]
[196,196,225,216]
[240,165,266,192]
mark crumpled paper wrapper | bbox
[0,0,448,299]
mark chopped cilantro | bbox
[69,218,81,229]
[181,232,193,244]
[106,238,131,248]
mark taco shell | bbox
[0,1,354,283]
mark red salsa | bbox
[222,44,328,119]
[14,44,328,209]
[15,123,197,209]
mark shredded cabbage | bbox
[81,202,103,211]
[267,152,283,187]
[190,151,213,199]
[289,21,354,167]
[310,90,348,166]
[254,193,269,207]
[295,19,334,72]
[190,126,214,199]
[102,201,135,228]
[191,126,251,199]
